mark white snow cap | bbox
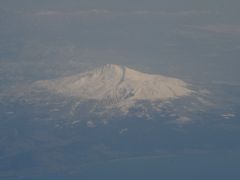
[34,64,193,102]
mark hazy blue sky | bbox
[0,0,240,90]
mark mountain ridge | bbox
[33,64,193,104]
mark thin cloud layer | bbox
[188,24,240,34]
[34,9,211,17]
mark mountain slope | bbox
[33,64,193,104]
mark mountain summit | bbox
[33,64,192,104]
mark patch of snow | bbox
[86,121,96,128]
[119,128,128,134]
[176,116,191,124]
[32,64,193,112]
[221,113,235,119]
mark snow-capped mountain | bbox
[32,64,193,108]
[3,64,207,126]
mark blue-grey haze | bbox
[0,0,240,179]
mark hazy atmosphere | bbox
[0,0,240,179]
[1,0,240,88]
